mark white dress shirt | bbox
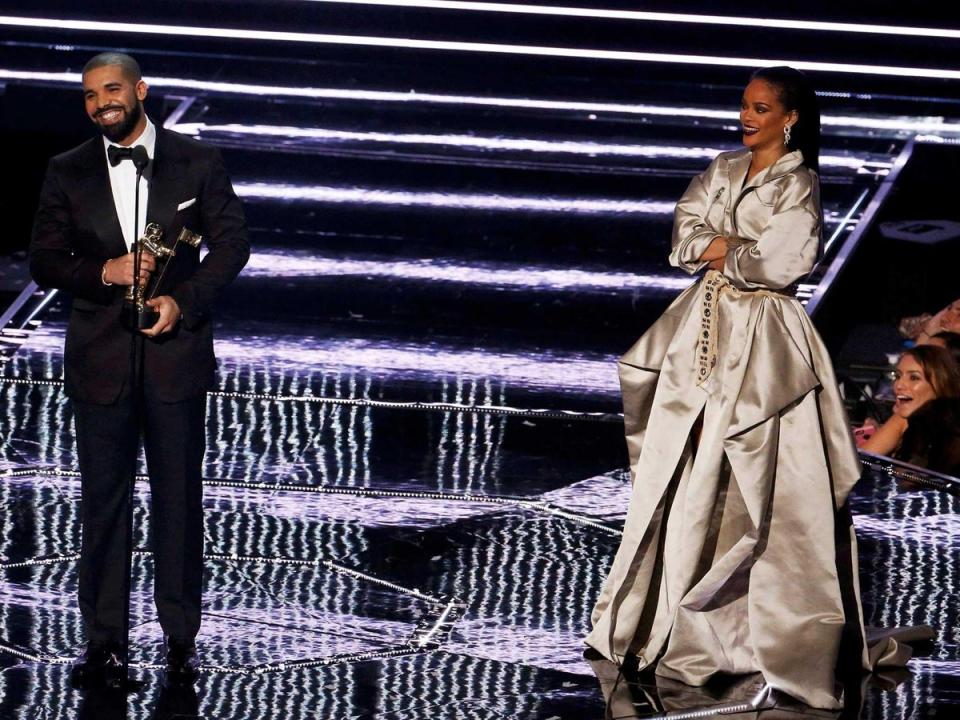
[103,118,156,251]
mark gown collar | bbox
[730,149,805,192]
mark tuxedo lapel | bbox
[147,128,188,238]
[75,140,128,257]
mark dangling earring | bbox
[783,124,792,147]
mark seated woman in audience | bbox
[861,345,960,458]
[896,394,960,476]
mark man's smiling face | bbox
[82,64,148,145]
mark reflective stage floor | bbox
[0,307,958,719]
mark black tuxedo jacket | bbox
[30,127,250,404]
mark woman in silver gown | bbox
[585,67,914,709]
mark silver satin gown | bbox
[586,148,915,709]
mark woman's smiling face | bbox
[740,79,797,154]
[892,353,937,418]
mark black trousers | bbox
[73,390,206,646]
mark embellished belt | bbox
[696,270,795,386]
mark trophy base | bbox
[121,304,160,331]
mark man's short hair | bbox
[82,52,142,83]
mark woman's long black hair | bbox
[751,66,821,173]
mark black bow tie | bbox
[107,145,136,166]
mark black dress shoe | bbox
[70,642,125,690]
[163,637,200,685]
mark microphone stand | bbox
[120,146,151,692]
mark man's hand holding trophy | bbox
[113,222,202,335]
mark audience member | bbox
[922,331,960,366]
[896,396,960,476]
[860,346,960,459]
[898,298,960,344]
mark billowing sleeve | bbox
[669,156,722,274]
[723,172,822,291]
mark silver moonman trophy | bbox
[122,222,203,330]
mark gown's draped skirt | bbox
[586,278,914,710]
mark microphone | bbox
[131,145,150,174]
[130,144,151,331]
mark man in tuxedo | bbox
[30,52,249,686]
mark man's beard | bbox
[95,100,143,143]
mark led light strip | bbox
[232,181,674,214]
[859,453,960,494]
[249,645,430,674]
[240,252,693,291]
[4,69,958,135]
[0,641,63,664]
[0,553,80,571]
[174,121,726,159]
[172,122,886,170]
[0,16,958,79]
[305,0,960,40]
[823,188,869,253]
[0,376,623,422]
